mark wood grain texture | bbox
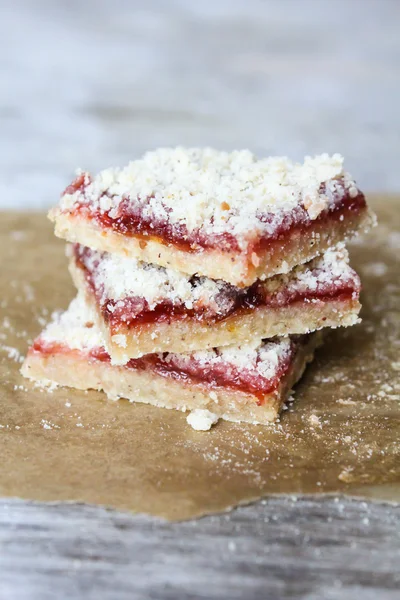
[1,497,399,600]
[1,0,400,211]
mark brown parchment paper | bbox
[0,197,399,521]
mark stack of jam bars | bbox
[22,149,375,429]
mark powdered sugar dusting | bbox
[59,148,358,248]
[74,245,229,314]
[188,338,292,380]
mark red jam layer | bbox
[31,337,298,403]
[74,245,359,331]
[65,175,366,254]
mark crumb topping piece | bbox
[60,148,358,248]
[186,409,219,431]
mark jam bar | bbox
[21,296,322,425]
[68,243,360,364]
[49,148,375,287]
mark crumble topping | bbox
[39,295,104,351]
[263,243,360,298]
[72,245,229,315]
[73,242,359,318]
[60,148,358,248]
[167,337,293,382]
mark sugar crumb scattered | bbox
[186,409,219,431]
[41,419,60,430]
[308,413,322,427]
[0,344,24,363]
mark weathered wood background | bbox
[1,1,399,598]
[0,498,399,599]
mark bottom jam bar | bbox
[21,296,323,426]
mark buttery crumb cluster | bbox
[22,148,375,429]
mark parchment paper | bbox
[0,197,399,520]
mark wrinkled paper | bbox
[0,198,399,520]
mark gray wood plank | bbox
[1,0,400,211]
[1,497,399,600]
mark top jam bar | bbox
[49,148,375,287]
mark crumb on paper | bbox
[282,393,295,411]
[338,467,355,483]
[308,413,322,428]
[0,344,24,363]
[14,384,29,392]
[186,409,219,431]
[41,419,60,430]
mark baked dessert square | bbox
[21,296,323,426]
[49,148,375,286]
[68,242,360,364]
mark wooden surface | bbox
[2,1,400,598]
[1,0,400,210]
[1,497,399,600]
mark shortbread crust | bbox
[21,296,323,424]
